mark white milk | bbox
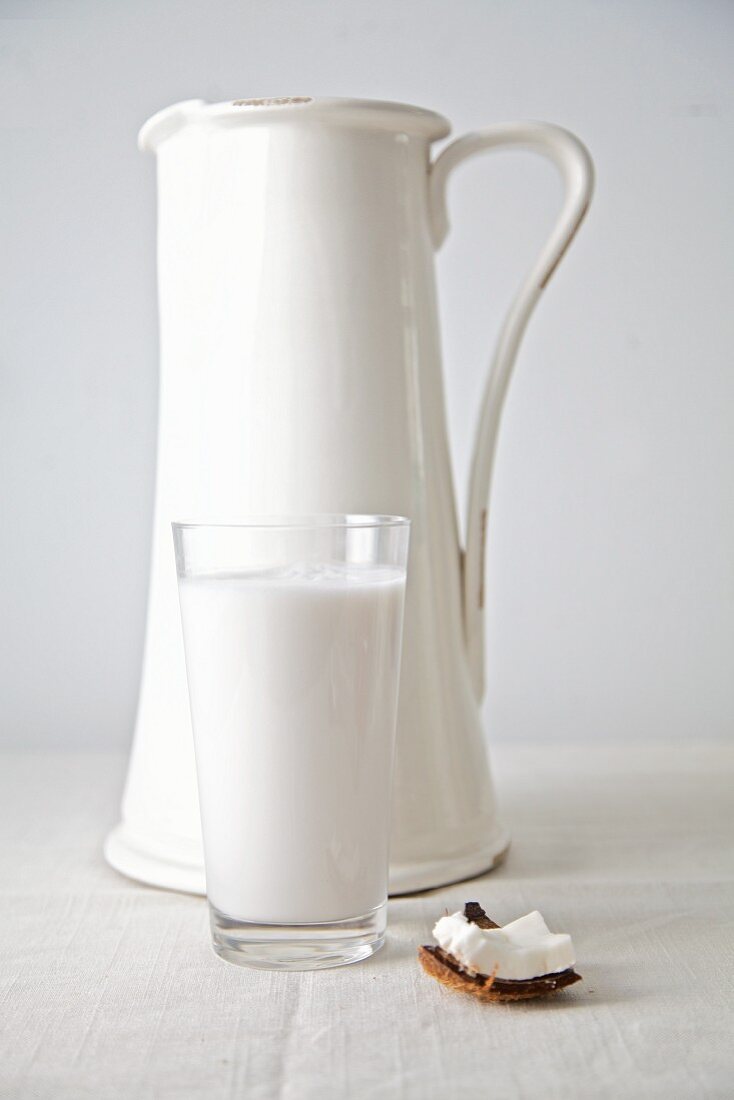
[178,563,406,924]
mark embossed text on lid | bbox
[231,97,312,108]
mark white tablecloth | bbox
[1,742,732,1099]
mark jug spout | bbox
[430,123,594,699]
[138,99,207,152]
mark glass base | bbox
[209,901,387,971]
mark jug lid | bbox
[139,96,451,152]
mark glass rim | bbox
[171,514,410,532]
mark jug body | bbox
[107,97,593,895]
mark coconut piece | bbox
[418,901,582,1003]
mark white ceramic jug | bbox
[105,97,593,895]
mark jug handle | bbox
[429,122,594,701]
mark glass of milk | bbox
[172,516,410,970]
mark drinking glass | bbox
[172,515,410,970]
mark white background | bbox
[1,0,732,749]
